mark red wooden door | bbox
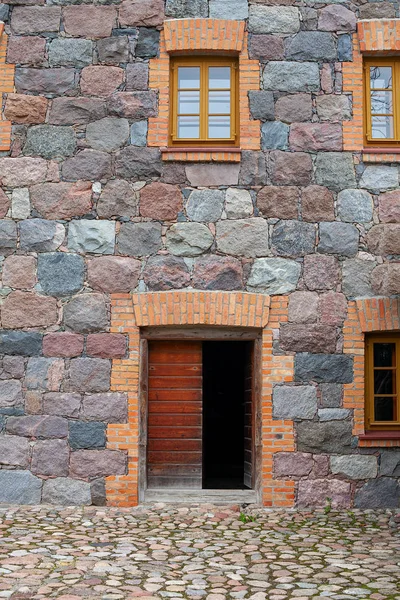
[147,341,203,489]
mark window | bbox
[366,334,400,430]
[169,56,239,148]
[364,58,400,146]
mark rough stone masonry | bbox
[0,0,399,508]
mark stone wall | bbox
[0,0,399,507]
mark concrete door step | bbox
[143,489,258,503]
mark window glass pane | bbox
[208,116,231,138]
[209,91,230,115]
[178,67,200,89]
[209,67,231,89]
[178,116,200,138]
[371,91,393,114]
[370,66,392,89]
[374,343,396,367]
[374,397,396,422]
[178,91,200,115]
[371,116,394,139]
[374,370,395,395]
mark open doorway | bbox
[203,341,249,489]
[145,336,257,497]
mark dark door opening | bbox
[202,341,251,490]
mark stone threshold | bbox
[143,489,258,504]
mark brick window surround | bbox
[148,19,260,163]
[106,291,295,507]
[343,19,400,163]
[0,21,14,151]
[344,297,400,447]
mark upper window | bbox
[366,334,400,430]
[364,58,400,146]
[169,56,239,148]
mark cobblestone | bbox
[0,504,398,599]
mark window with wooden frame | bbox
[365,333,400,430]
[169,56,239,148]
[364,58,400,147]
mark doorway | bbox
[145,337,257,496]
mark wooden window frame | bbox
[364,57,400,147]
[169,55,239,149]
[365,332,400,431]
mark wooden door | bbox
[243,342,254,489]
[147,341,203,489]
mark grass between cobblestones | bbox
[0,504,399,600]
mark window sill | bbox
[359,431,400,447]
[362,148,400,163]
[161,147,242,162]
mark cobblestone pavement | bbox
[0,504,399,600]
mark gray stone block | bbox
[295,353,353,383]
[62,150,112,182]
[97,36,129,65]
[11,188,30,220]
[0,434,30,467]
[315,152,356,191]
[285,31,336,61]
[68,220,115,255]
[355,478,400,509]
[165,0,208,18]
[130,121,148,146]
[186,164,240,186]
[360,165,399,192]
[115,146,162,179]
[126,63,149,90]
[82,392,128,423]
[0,221,17,250]
[247,258,301,294]
[25,357,61,390]
[69,421,106,450]
[6,415,68,439]
[263,61,320,93]
[209,0,247,19]
[118,222,162,257]
[249,6,300,34]
[64,294,108,334]
[24,125,76,159]
[91,478,106,506]
[0,470,42,504]
[272,220,315,257]
[337,189,373,223]
[0,380,23,408]
[342,258,376,299]
[68,358,111,393]
[31,439,69,477]
[225,188,253,219]
[43,393,81,418]
[186,189,225,223]
[296,421,353,454]
[318,408,351,421]
[320,383,343,408]
[273,385,317,420]
[49,38,93,68]
[0,331,42,356]
[331,455,377,479]
[19,219,65,252]
[38,253,84,296]
[42,477,91,506]
[136,28,160,58]
[318,222,359,257]
[379,451,400,477]
[166,223,213,257]
[338,34,352,61]
[239,151,267,186]
[86,117,129,152]
[261,121,289,150]
[248,91,274,121]
[216,218,269,258]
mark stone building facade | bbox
[0,0,399,508]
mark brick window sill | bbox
[362,148,400,163]
[359,431,400,447]
[161,147,242,162]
